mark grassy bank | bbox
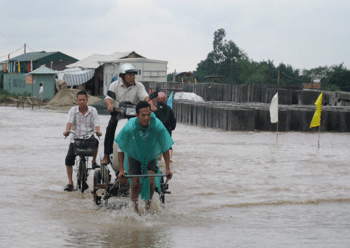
[0,89,31,103]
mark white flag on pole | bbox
[269,92,278,123]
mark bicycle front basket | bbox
[73,138,95,156]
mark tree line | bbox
[168,28,350,92]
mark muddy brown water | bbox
[1,106,350,247]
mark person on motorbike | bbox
[155,92,176,162]
[116,101,173,214]
[63,91,102,192]
[101,63,156,165]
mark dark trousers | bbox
[104,114,119,155]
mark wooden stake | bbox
[318,125,321,149]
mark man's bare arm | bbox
[163,150,172,180]
[63,122,73,136]
[104,98,114,112]
[144,96,157,111]
[117,152,125,180]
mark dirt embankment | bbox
[44,89,102,111]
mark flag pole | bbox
[276,121,279,144]
[317,95,322,149]
[317,125,320,149]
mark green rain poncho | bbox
[115,112,174,200]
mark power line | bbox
[26,45,35,52]
[0,45,24,59]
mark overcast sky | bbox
[1,0,349,73]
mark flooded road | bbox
[1,106,350,247]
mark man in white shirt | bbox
[39,83,44,103]
[101,63,156,165]
[63,91,102,192]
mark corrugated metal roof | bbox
[8,51,57,62]
[98,57,168,64]
[65,54,109,69]
[27,65,57,75]
[66,51,147,69]
[176,72,194,77]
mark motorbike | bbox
[92,90,171,207]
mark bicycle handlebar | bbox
[123,174,169,178]
[64,130,101,139]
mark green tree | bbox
[302,66,329,79]
[194,28,243,83]
[328,63,350,91]
[194,28,327,87]
[301,64,350,91]
[167,72,175,82]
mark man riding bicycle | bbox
[116,101,173,214]
[63,91,102,192]
[101,63,156,165]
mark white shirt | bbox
[39,86,44,94]
[105,78,149,107]
[67,106,100,143]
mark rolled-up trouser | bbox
[104,114,118,155]
[128,156,158,175]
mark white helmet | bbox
[119,63,138,77]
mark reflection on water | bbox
[1,106,350,247]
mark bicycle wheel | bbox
[159,176,165,207]
[77,160,82,191]
[93,170,101,205]
[78,160,87,193]
[101,164,110,184]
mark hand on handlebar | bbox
[151,105,157,112]
[63,131,70,137]
[95,131,102,137]
[166,169,172,180]
[117,170,126,181]
[107,104,114,112]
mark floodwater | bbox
[1,106,350,247]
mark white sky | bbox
[1,0,349,73]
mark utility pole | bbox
[277,66,280,87]
[24,43,26,54]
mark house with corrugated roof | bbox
[64,51,167,96]
[2,51,77,99]
[3,51,77,73]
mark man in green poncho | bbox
[115,101,174,213]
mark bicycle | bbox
[92,91,171,207]
[66,130,100,193]
[16,96,40,109]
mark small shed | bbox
[26,66,57,100]
[176,72,194,83]
[4,65,56,99]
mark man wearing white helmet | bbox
[101,63,156,165]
